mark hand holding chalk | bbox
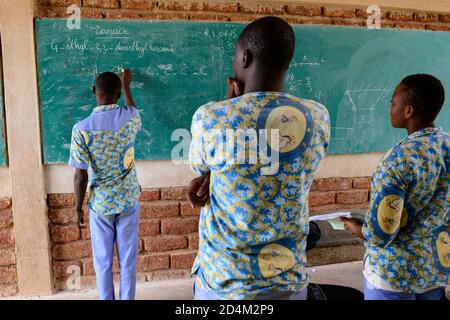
[121,69,133,88]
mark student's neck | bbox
[406,121,435,135]
[97,99,118,107]
[243,70,285,94]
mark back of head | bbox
[95,72,122,98]
[401,74,445,122]
[237,16,295,73]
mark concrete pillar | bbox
[0,0,54,295]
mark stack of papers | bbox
[309,211,366,230]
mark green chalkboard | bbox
[0,45,6,166]
[35,19,450,163]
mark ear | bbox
[242,49,253,69]
[404,105,414,119]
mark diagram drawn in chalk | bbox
[344,88,392,125]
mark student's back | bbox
[190,92,330,299]
[364,127,449,292]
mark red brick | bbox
[48,207,79,225]
[53,261,82,280]
[139,11,191,20]
[51,225,81,244]
[426,24,450,32]
[188,233,199,250]
[0,248,15,267]
[228,14,265,23]
[105,9,142,19]
[0,284,18,297]
[238,3,285,15]
[202,2,239,13]
[139,238,144,253]
[180,201,201,216]
[438,14,450,23]
[189,12,231,22]
[332,19,364,26]
[41,0,82,6]
[336,190,369,205]
[160,187,188,201]
[0,266,16,285]
[0,229,14,249]
[286,5,321,16]
[308,191,336,207]
[310,180,318,191]
[81,225,91,240]
[317,178,352,191]
[353,177,372,189]
[140,201,179,218]
[139,219,160,236]
[414,12,438,22]
[121,0,157,10]
[170,250,197,269]
[0,210,13,229]
[161,217,198,235]
[84,0,119,9]
[82,8,105,19]
[387,11,414,21]
[394,22,426,30]
[48,194,75,208]
[140,189,160,202]
[53,241,92,260]
[323,7,356,18]
[143,235,188,252]
[0,198,11,210]
[137,254,170,272]
[158,1,201,11]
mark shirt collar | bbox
[408,127,441,139]
[93,104,120,114]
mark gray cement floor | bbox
[3,261,449,300]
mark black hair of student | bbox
[237,16,295,72]
[400,74,445,122]
[95,72,122,97]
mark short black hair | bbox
[237,16,295,72]
[400,74,445,122]
[95,72,122,97]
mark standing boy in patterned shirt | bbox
[69,70,142,300]
[189,17,330,300]
[343,74,449,300]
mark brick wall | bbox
[47,177,370,290]
[0,198,18,297]
[36,0,450,31]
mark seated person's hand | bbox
[227,77,244,99]
[187,172,211,208]
[340,217,364,240]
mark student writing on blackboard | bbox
[68,70,142,300]
[188,16,330,300]
[342,74,449,300]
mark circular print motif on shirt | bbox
[120,143,135,172]
[377,194,404,235]
[257,99,313,162]
[257,243,295,278]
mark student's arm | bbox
[361,151,408,248]
[74,169,88,226]
[189,106,210,176]
[68,126,91,227]
[121,69,136,107]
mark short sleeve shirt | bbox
[363,127,450,292]
[69,104,142,215]
[189,92,330,299]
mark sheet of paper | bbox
[328,218,346,231]
[309,211,352,222]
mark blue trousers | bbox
[89,204,140,300]
[364,278,445,300]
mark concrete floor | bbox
[3,261,449,300]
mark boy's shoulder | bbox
[73,105,139,132]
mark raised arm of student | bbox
[121,69,136,107]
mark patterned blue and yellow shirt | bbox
[189,92,330,299]
[69,104,142,215]
[363,127,450,292]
